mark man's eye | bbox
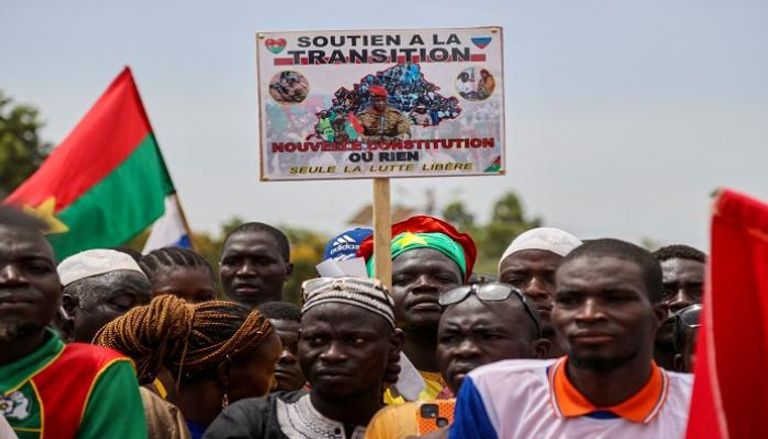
[436,275,458,284]
[439,335,458,344]
[348,337,366,346]
[25,262,54,274]
[555,295,578,305]
[112,303,131,311]
[254,257,273,266]
[392,276,411,286]
[690,288,704,299]
[310,337,326,346]
[111,296,134,309]
[503,276,526,286]
[661,287,676,300]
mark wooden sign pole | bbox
[372,178,392,290]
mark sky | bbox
[2,0,767,251]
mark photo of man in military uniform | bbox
[357,85,412,141]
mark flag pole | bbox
[172,192,196,250]
[127,66,196,251]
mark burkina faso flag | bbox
[4,67,174,260]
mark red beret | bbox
[357,215,478,282]
[369,85,388,98]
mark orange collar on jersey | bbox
[548,357,670,424]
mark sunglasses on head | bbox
[439,282,542,338]
[301,277,388,302]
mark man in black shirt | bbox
[204,277,403,439]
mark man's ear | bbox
[285,262,294,278]
[61,319,74,342]
[61,293,79,317]
[653,302,669,328]
[532,338,551,359]
[390,328,405,355]
[673,353,686,373]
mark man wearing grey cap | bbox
[204,277,404,439]
[498,227,582,357]
[59,248,152,342]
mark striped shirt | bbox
[450,358,692,439]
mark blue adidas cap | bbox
[323,228,373,261]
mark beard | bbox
[569,348,639,373]
[0,318,40,343]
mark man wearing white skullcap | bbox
[58,249,152,342]
[498,227,582,357]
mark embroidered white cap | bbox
[57,249,146,287]
[498,227,582,271]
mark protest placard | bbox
[256,27,505,181]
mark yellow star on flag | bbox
[23,197,69,235]
[397,232,428,247]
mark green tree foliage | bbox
[282,226,327,305]
[0,91,51,198]
[442,200,476,232]
[219,216,246,239]
[482,192,541,268]
[443,191,541,276]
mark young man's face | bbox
[499,249,562,336]
[656,258,704,346]
[552,255,665,372]
[219,231,291,308]
[270,318,305,391]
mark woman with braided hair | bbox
[140,247,217,303]
[94,294,282,439]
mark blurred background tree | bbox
[442,200,476,232]
[281,226,327,304]
[442,191,541,276]
[0,90,51,198]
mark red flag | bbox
[686,189,768,438]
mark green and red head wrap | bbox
[357,215,477,282]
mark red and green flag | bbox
[4,67,175,260]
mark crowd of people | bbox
[0,205,704,438]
